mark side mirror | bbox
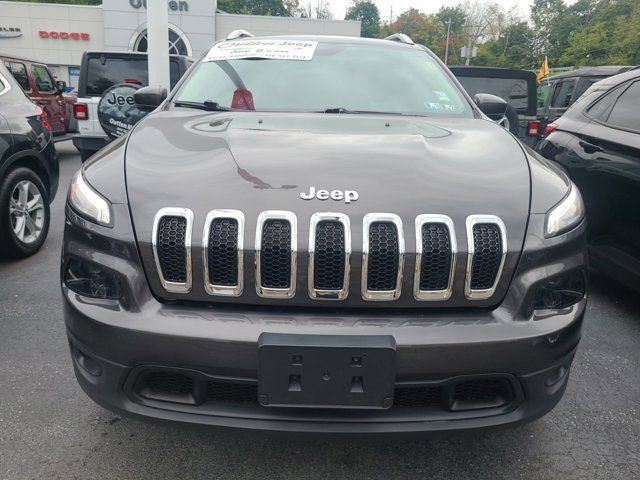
[134,85,167,112]
[56,80,67,94]
[473,93,508,121]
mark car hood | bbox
[125,111,531,308]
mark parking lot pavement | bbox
[0,140,638,480]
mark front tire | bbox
[0,167,50,259]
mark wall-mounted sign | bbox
[98,84,148,140]
[0,27,22,39]
[39,31,90,40]
[129,0,189,12]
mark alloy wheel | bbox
[9,180,45,244]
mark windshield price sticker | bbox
[204,40,318,62]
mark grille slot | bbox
[414,215,456,301]
[465,215,507,300]
[203,210,244,296]
[362,214,404,301]
[255,211,297,298]
[308,213,350,300]
[152,208,193,293]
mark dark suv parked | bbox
[537,66,637,131]
[537,69,640,292]
[62,34,587,435]
[0,62,58,258]
[450,66,539,146]
[72,51,192,161]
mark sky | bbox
[328,0,538,22]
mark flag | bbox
[537,56,549,85]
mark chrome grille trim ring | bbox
[361,213,404,301]
[414,214,456,301]
[202,209,244,297]
[465,215,507,300]
[151,207,193,294]
[255,210,297,299]
[308,212,351,300]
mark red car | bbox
[1,54,76,138]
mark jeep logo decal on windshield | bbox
[300,187,358,203]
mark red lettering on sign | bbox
[38,31,90,40]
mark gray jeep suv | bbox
[62,34,587,434]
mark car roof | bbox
[83,51,191,59]
[448,66,536,81]
[220,34,422,50]
[0,54,47,65]
[551,65,637,80]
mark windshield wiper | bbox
[322,107,405,115]
[173,100,232,112]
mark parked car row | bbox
[0,62,58,259]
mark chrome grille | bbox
[203,210,244,297]
[151,209,507,302]
[152,207,193,293]
[255,211,297,298]
[414,215,456,301]
[308,213,350,300]
[465,215,507,300]
[362,214,404,301]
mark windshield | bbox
[175,41,470,116]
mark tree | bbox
[345,1,380,38]
[304,0,333,19]
[389,9,445,54]
[218,0,288,16]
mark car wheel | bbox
[0,167,50,259]
[496,104,520,136]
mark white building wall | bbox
[215,14,360,41]
[102,0,216,57]
[0,1,104,67]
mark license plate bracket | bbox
[258,333,396,409]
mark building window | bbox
[130,24,192,56]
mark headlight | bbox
[545,184,584,238]
[68,170,112,227]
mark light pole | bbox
[444,19,452,65]
[147,0,170,90]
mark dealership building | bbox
[0,0,360,89]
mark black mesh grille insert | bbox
[471,223,503,290]
[314,220,345,290]
[367,222,399,291]
[419,223,452,291]
[146,371,194,395]
[207,218,239,286]
[394,386,444,408]
[205,381,258,404]
[260,219,292,289]
[157,216,187,283]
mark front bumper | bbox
[62,203,586,434]
[64,284,584,434]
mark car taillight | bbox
[74,103,88,120]
[543,123,558,137]
[527,120,540,137]
[36,106,52,132]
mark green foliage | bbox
[218,0,288,16]
[345,1,380,38]
[389,8,445,55]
